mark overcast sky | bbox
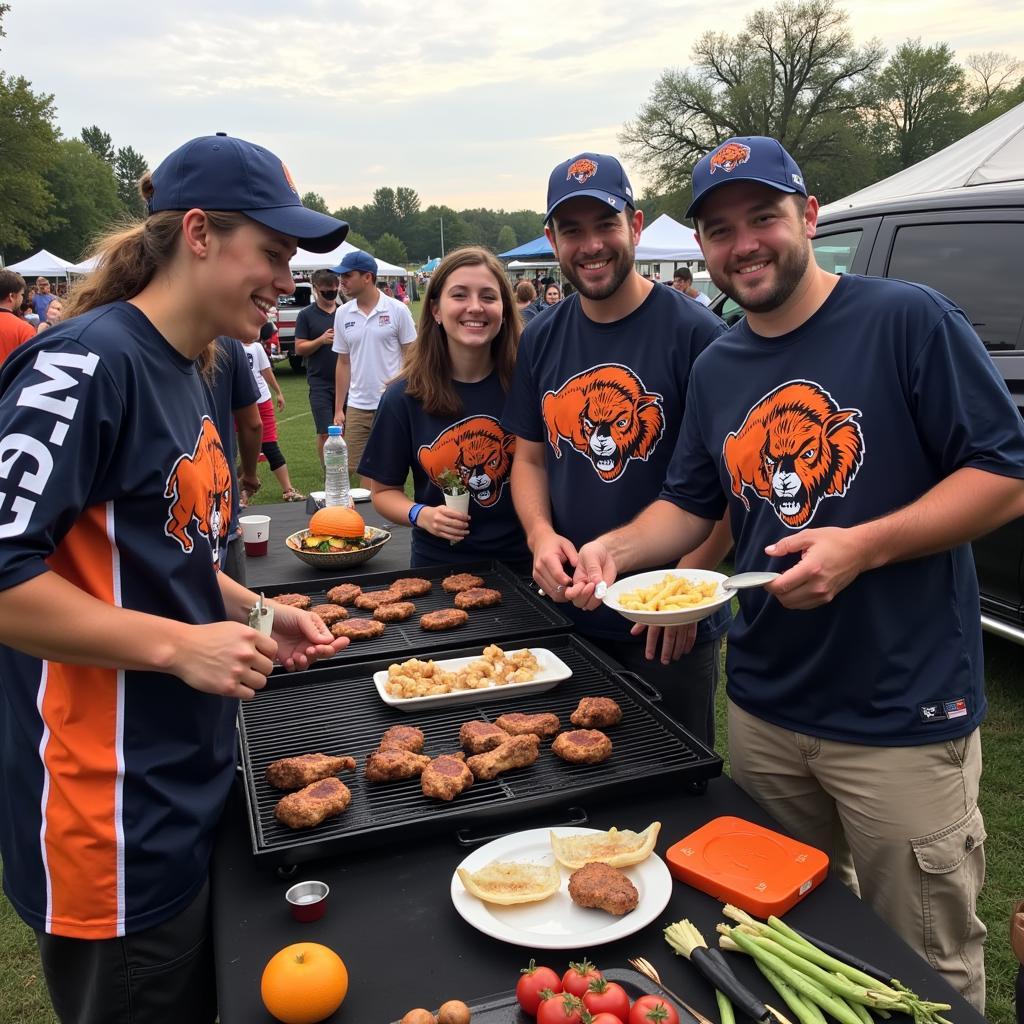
[6,1,1024,213]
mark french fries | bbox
[617,574,720,612]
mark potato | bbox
[437,1000,472,1024]
[401,1011,437,1024]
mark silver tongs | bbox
[248,592,275,636]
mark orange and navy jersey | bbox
[0,303,235,939]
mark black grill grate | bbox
[238,633,722,866]
[259,561,572,668]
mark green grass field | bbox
[1,353,1021,1022]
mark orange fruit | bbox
[260,942,349,1024]
[309,506,365,539]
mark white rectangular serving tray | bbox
[372,647,572,712]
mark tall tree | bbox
[37,140,123,260]
[301,191,329,214]
[964,51,1023,112]
[114,145,149,217]
[345,229,372,253]
[395,186,420,222]
[620,0,883,202]
[373,232,408,267]
[496,225,518,252]
[0,73,60,255]
[873,40,967,171]
[81,125,115,165]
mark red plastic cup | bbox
[285,880,329,923]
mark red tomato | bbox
[629,995,681,1024]
[537,992,587,1024]
[561,958,603,998]
[592,1015,627,1024]
[517,959,563,1016]
[582,979,631,1022]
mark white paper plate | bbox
[373,648,571,712]
[602,568,732,626]
[350,487,371,503]
[450,826,672,949]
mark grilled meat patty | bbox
[567,861,638,915]
[420,608,469,631]
[552,729,613,764]
[374,601,416,622]
[453,587,502,610]
[459,720,509,755]
[378,725,425,753]
[421,754,474,801]
[390,577,433,598]
[331,618,386,640]
[442,573,485,593]
[570,696,623,729]
[310,604,349,626]
[273,593,312,610]
[326,583,362,606]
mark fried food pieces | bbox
[457,860,561,905]
[391,577,433,598]
[274,593,312,610]
[570,696,623,729]
[383,645,540,699]
[421,754,474,801]
[420,608,469,631]
[551,822,661,869]
[310,604,349,626]
[326,583,362,606]
[442,572,485,593]
[265,752,356,790]
[374,601,416,622]
[467,734,540,780]
[495,712,560,739]
[567,861,638,915]
[379,725,425,753]
[331,618,386,641]
[453,587,502,610]
[274,777,351,829]
[552,729,613,764]
[364,748,432,782]
[459,720,508,754]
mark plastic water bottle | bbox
[323,425,353,507]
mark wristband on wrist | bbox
[408,502,426,526]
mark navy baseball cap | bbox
[545,152,635,222]
[686,136,807,219]
[330,250,378,275]
[147,133,349,253]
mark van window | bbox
[887,222,1024,351]
[812,230,862,274]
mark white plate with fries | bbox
[602,568,733,626]
[372,647,573,712]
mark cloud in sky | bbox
[5,0,1024,212]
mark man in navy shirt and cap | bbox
[570,136,1024,1011]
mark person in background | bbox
[36,298,64,332]
[672,266,712,307]
[571,136,1024,1011]
[294,268,339,466]
[32,277,55,323]
[0,133,348,1024]
[395,277,409,303]
[515,280,538,325]
[359,246,529,567]
[242,332,305,501]
[379,280,394,298]
[543,282,561,306]
[332,249,417,487]
[0,269,36,361]
[204,337,262,581]
[502,151,731,744]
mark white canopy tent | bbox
[821,100,1024,216]
[69,255,100,275]
[634,213,703,261]
[289,241,406,277]
[7,249,74,278]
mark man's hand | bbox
[316,328,335,347]
[276,393,285,412]
[333,408,346,428]
[565,540,616,611]
[531,530,579,603]
[171,622,277,700]
[764,526,869,609]
[630,621,698,663]
[271,603,348,671]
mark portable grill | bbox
[259,560,572,668]
[238,632,722,867]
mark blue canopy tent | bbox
[419,257,441,273]
[498,235,554,259]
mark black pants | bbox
[587,634,721,747]
[34,880,216,1024]
[261,439,285,471]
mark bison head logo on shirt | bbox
[164,417,232,562]
[418,416,515,507]
[541,365,665,483]
[722,380,864,529]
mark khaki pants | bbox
[344,406,377,479]
[728,699,987,1012]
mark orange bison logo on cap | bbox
[566,158,598,184]
[418,416,515,507]
[709,142,751,175]
[164,417,232,563]
[722,381,864,529]
[542,365,665,483]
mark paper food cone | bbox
[443,490,470,544]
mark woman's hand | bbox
[271,603,348,671]
[419,504,470,543]
[170,622,278,700]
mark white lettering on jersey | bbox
[17,351,99,419]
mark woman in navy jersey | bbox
[0,135,349,1024]
[359,247,529,567]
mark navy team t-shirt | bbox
[663,274,1024,745]
[359,371,529,567]
[502,285,729,641]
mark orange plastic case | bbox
[665,816,829,917]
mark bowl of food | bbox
[601,568,732,626]
[285,506,391,570]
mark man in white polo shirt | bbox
[331,250,417,484]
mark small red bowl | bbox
[285,880,329,923]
